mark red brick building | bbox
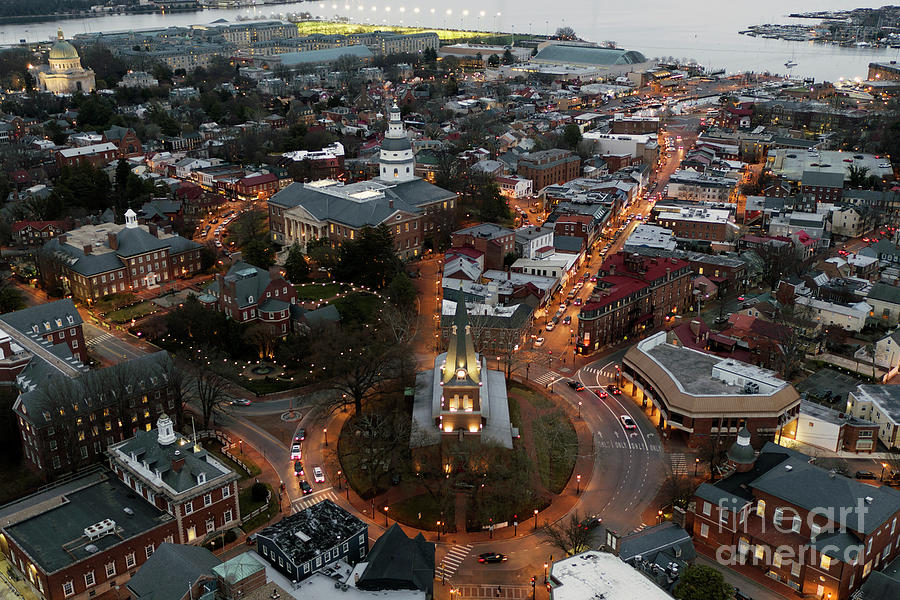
[202,261,298,336]
[12,220,72,246]
[800,171,844,203]
[516,149,581,192]
[450,224,516,272]
[0,299,87,364]
[13,351,177,477]
[232,173,279,201]
[103,125,143,159]
[38,210,202,302]
[553,214,595,246]
[56,142,119,169]
[0,475,179,600]
[108,415,241,546]
[691,437,900,600]
[576,252,692,353]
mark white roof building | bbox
[624,224,677,251]
[550,551,672,600]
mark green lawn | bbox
[94,293,137,312]
[294,282,343,301]
[332,292,383,325]
[509,384,554,410]
[205,440,262,478]
[533,413,578,494]
[238,484,269,516]
[241,489,281,533]
[389,494,455,532]
[105,301,157,323]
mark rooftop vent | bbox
[865,496,874,504]
[123,507,134,516]
[785,465,793,471]
[85,544,99,554]
[84,518,116,540]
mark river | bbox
[0,0,895,82]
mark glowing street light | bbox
[533,508,539,530]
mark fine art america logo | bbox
[710,497,875,568]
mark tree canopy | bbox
[672,565,733,600]
[333,225,402,289]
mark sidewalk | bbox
[316,380,598,547]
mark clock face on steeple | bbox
[456,368,466,380]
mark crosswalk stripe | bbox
[437,544,473,580]
[291,490,338,512]
[86,333,114,346]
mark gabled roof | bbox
[0,299,82,336]
[127,543,220,600]
[869,282,900,306]
[356,525,434,595]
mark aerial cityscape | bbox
[1,2,900,600]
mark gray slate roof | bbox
[869,282,900,305]
[0,299,82,336]
[127,543,221,600]
[207,261,274,309]
[116,426,232,493]
[269,179,455,229]
[618,522,696,563]
[356,524,434,595]
[533,45,647,66]
[801,170,844,188]
[258,499,365,567]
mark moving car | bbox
[567,380,586,392]
[477,553,508,563]
[293,461,304,477]
[229,398,252,406]
[620,415,637,430]
[299,480,313,495]
[579,515,603,530]
[290,443,302,461]
[606,384,621,395]
[596,389,608,399]
[546,322,555,331]
[855,471,877,480]
[296,429,306,441]
[534,337,545,347]
[313,466,325,483]
[563,316,572,325]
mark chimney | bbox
[148,223,158,237]
[689,319,701,337]
[609,263,616,275]
[107,231,119,250]
[172,451,185,473]
[163,225,172,235]
[83,244,92,254]
[389,199,394,209]
[269,266,284,281]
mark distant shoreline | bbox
[0,7,195,28]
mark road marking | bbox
[534,372,561,386]
[291,488,337,512]
[86,332,114,346]
[437,544,473,580]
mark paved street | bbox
[83,321,147,363]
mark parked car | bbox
[299,480,313,495]
[567,380,586,392]
[290,443,302,461]
[293,461,304,477]
[546,322,555,331]
[563,316,572,325]
[855,471,877,480]
[313,466,325,483]
[534,337,545,347]
[620,415,637,430]
[574,298,583,306]
[477,553,508,564]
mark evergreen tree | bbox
[283,242,310,283]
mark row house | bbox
[56,142,118,169]
[577,252,692,354]
[517,149,581,192]
[691,437,900,600]
[450,224,517,272]
[12,220,71,246]
[231,173,279,201]
[0,299,87,364]
[103,125,143,159]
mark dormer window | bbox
[43,321,51,330]
[55,318,63,327]
[248,295,254,303]
[31,325,39,333]
[67,315,74,324]
[197,473,206,484]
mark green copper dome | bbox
[49,30,79,61]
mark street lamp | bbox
[383,506,389,526]
[578,401,582,419]
[238,439,243,455]
[533,508,539,530]
[695,458,700,477]
[323,428,328,447]
[657,509,663,523]
[543,562,548,584]
[436,521,442,541]
[576,474,581,494]
[882,462,889,481]
[337,470,342,490]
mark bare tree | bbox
[753,243,796,290]
[192,366,231,429]
[162,356,190,431]
[659,475,695,510]
[540,512,593,557]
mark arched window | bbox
[394,168,398,178]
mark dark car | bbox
[734,589,753,600]
[477,553,508,563]
[293,460,304,477]
[567,380,586,392]
[606,384,621,395]
[296,429,306,441]
[299,480,313,495]
[579,515,603,530]
[855,471,877,480]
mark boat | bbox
[785,59,798,68]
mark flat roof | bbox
[4,475,172,574]
[550,551,671,600]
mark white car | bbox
[546,322,555,331]
[534,337,545,347]
[313,466,325,483]
[620,415,637,430]
[290,443,302,461]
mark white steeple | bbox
[156,414,176,446]
[378,104,415,183]
[124,208,138,229]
